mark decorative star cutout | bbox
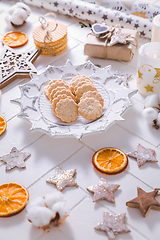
[29,72,49,91]
[11,89,37,112]
[87,178,120,203]
[59,60,79,78]
[90,65,112,83]
[76,60,98,76]
[0,46,41,89]
[127,143,158,168]
[0,147,31,171]
[46,167,79,191]
[30,117,51,132]
[126,187,160,217]
[95,212,131,240]
[144,84,154,92]
[112,87,137,103]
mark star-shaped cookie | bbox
[126,187,160,217]
[127,143,158,168]
[95,212,130,240]
[46,167,78,191]
[0,147,31,171]
[87,178,120,203]
[0,46,41,89]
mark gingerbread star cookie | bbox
[46,167,78,191]
[0,147,31,171]
[126,187,160,217]
[87,178,120,203]
[127,143,158,168]
[95,212,131,240]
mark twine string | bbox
[38,13,58,55]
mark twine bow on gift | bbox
[91,23,138,48]
[38,13,58,55]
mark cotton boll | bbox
[26,196,45,210]
[143,107,158,124]
[52,201,69,219]
[144,94,159,108]
[27,206,53,227]
[5,2,31,26]
[9,8,29,26]
[44,191,64,209]
[156,113,160,127]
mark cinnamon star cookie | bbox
[127,143,158,168]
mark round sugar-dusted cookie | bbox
[50,86,69,103]
[78,97,102,120]
[53,89,76,102]
[55,98,78,123]
[74,80,94,94]
[52,94,72,113]
[45,79,63,98]
[75,83,97,102]
[81,90,104,107]
[48,80,69,98]
[69,75,92,94]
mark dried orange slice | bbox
[0,182,29,217]
[0,115,7,136]
[92,147,128,175]
[2,31,28,48]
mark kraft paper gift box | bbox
[84,28,139,61]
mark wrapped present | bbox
[84,25,139,62]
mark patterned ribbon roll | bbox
[20,0,153,38]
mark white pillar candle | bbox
[152,14,160,42]
[137,42,160,96]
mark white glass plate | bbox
[11,60,137,139]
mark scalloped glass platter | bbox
[11,60,137,139]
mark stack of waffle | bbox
[32,21,67,55]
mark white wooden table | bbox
[0,1,160,240]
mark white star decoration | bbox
[90,65,113,83]
[0,46,41,89]
[11,90,37,111]
[29,72,49,90]
[11,60,137,139]
[59,60,79,78]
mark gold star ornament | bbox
[144,84,154,92]
[46,167,79,191]
[95,212,131,240]
[0,46,41,89]
[126,187,160,217]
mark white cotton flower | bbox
[27,206,53,227]
[156,112,160,127]
[52,201,69,219]
[143,107,158,124]
[5,2,31,26]
[144,94,159,108]
[26,196,45,210]
[44,191,64,209]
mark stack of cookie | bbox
[45,79,78,123]
[44,75,104,123]
[33,21,67,55]
[69,75,104,121]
